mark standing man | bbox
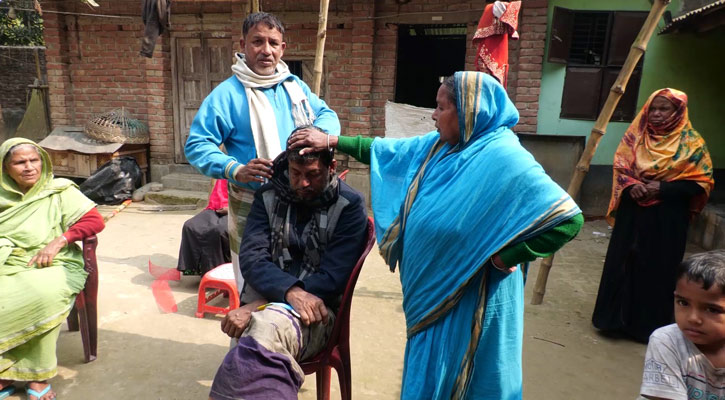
[185,12,340,294]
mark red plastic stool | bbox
[195,263,240,318]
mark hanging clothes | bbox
[140,0,170,58]
[472,1,521,88]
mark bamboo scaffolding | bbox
[312,0,330,95]
[530,0,672,305]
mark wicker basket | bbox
[84,108,150,144]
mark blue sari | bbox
[370,72,580,399]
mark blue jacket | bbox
[184,75,341,190]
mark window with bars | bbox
[287,60,304,80]
[284,59,326,98]
[548,8,647,122]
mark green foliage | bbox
[0,6,44,46]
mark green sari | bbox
[0,138,95,381]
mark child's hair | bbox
[676,250,725,293]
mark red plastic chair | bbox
[299,217,376,400]
[66,235,99,363]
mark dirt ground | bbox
[4,204,703,399]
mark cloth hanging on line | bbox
[472,1,521,88]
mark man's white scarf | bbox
[231,53,316,160]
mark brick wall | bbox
[508,0,548,134]
[43,0,176,164]
[43,0,548,178]
[0,46,46,140]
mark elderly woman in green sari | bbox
[0,138,105,400]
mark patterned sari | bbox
[370,72,580,399]
[607,88,714,225]
[473,1,521,87]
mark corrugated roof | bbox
[659,0,725,34]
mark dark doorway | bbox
[395,24,467,108]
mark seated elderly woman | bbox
[0,138,105,400]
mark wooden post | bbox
[251,0,260,13]
[312,0,330,95]
[34,47,52,133]
[530,0,672,305]
[34,48,43,83]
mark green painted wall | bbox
[538,0,725,166]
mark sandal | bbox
[0,386,15,400]
[26,384,54,400]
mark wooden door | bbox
[172,35,233,163]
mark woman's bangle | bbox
[326,134,330,151]
[60,235,68,246]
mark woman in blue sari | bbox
[290,71,583,399]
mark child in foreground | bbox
[639,250,725,400]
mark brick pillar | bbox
[43,0,75,128]
[371,20,396,139]
[345,0,375,172]
[231,1,247,54]
[511,0,548,134]
[335,0,376,199]
[144,37,174,164]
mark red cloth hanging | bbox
[472,1,522,88]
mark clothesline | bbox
[0,6,484,22]
[0,6,135,19]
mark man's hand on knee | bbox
[221,303,261,338]
[285,286,328,326]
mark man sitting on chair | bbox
[209,140,367,400]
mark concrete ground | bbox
[4,204,704,399]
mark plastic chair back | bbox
[66,235,99,362]
[299,217,376,400]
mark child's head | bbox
[674,250,725,348]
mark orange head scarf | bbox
[606,88,714,226]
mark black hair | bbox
[242,12,285,38]
[677,250,725,293]
[441,75,456,104]
[286,126,334,167]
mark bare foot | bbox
[26,381,55,400]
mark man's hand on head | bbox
[285,286,328,326]
[234,158,273,183]
[287,127,336,156]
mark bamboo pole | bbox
[34,47,52,133]
[251,0,260,13]
[531,0,671,305]
[312,0,330,95]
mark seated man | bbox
[177,179,230,276]
[209,144,367,400]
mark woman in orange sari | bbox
[592,88,714,342]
